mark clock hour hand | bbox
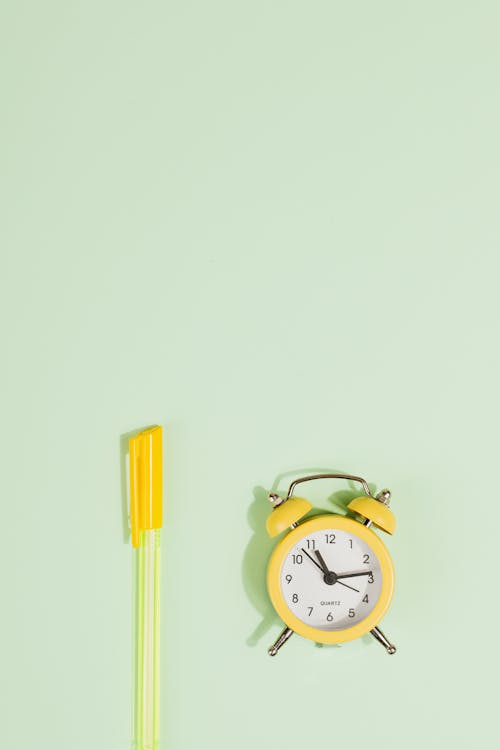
[336,571,373,580]
[301,548,323,573]
[314,550,331,576]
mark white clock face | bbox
[280,527,383,631]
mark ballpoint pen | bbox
[130,426,163,750]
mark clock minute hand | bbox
[336,571,373,580]
[314,550,360,593]
[301,548,361,593]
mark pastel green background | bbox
[1,1,498,748]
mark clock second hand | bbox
[300,547,323,573]
[300,548,360,593]
[334,580,359,593]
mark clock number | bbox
[326,612,334,622]
[368,572,374,583]
[306,539,316,550]
[362,594,369,603]
[292,593,298,603]
[285,574,292,584]
[363,554,370,564]
[307,607,314,617]
[325,533,336,544]
[292,554,303,565]
[348,608,355,618]
[348,539,353,548]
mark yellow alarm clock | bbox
[265,473,397,657]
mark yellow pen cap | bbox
[129,426,163,548]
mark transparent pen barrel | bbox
[133,529,160,750]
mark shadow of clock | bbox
[242,485,281,646]
[242,468,378,650]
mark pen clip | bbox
[129,426,163,547]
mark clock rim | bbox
[266,513,395,645]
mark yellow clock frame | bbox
[267,514,395,645]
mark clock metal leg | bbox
[268,627,294,656]
[370,626,396,654]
